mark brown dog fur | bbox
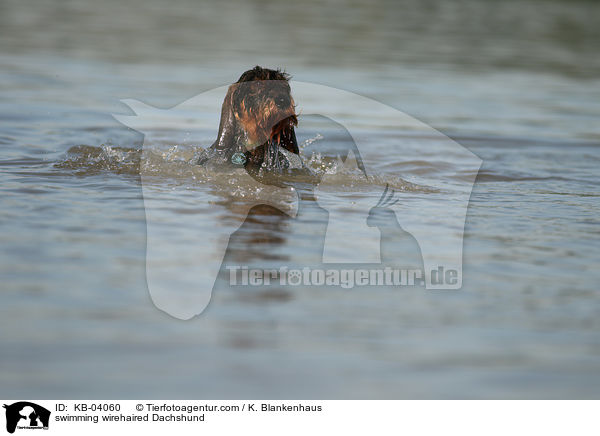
[199,66,299,169]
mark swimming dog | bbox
[198,66,300,170]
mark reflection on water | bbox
[1,0,600,398]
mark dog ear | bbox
[213,85,238,153]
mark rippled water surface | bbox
[1,0,599,398]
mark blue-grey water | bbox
[1,0,599,398]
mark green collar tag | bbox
[231,152,247,166]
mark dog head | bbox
[214,66,299,168]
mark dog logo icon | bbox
[3,402,50,433]
[114,79,481,319]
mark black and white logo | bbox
[3,402,50,434]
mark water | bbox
[1,0,599,398]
